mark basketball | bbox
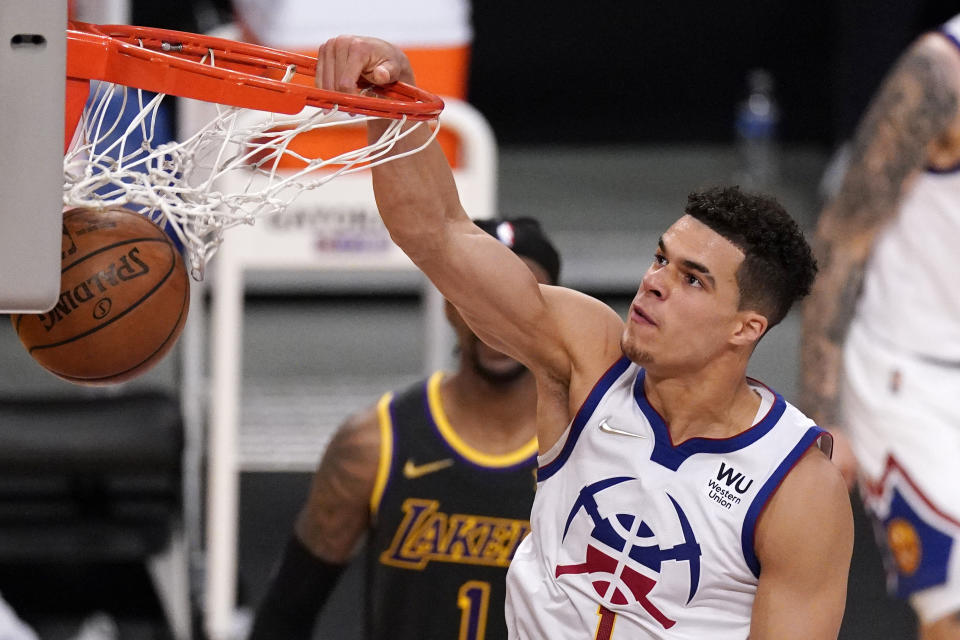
[11,207,190,386]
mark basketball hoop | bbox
[61,22,444,279]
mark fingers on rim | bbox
[323,40,339,92]
[335,38,354,92]
[316,36,395,93]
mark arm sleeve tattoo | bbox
[800,36,960,426]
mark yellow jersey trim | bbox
[426,371,539,467]
[370,392,395,519]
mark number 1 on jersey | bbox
[457,580,490,640]
[595,605,617,640]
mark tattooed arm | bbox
[800,33,960,479]
[249,405,382,639]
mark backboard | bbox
[0,1,66,312]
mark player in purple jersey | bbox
[250,218,560,640]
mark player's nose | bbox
[640,266,666,299]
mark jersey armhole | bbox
[369,392,395,520]
[740,426,827,577]
[816,430,834,459]
[537,356,631,482]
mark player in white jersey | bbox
[314,35,853,639]
[507,366,831,639]
[802,14,960,640]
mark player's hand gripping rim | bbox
[315,35,416,96]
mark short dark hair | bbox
[684,186,817,330]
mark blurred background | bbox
[2,0,958,638]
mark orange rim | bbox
[65,21,444,120]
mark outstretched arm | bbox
[800,34,960,470]
[249,406,381,639]
[314,37,623,395]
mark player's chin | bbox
[473,357,528,384]
[620,332,655,366]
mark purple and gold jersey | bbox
[365,372,537,640]
[505,357,830,639]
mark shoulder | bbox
[857,29,960,150]
[779,444,846,502]
[320,397,388,471]
[331,375,435,462]
[296,400,386,562]
[385,375,430,405]
[335,374,432,442]
[542,284,622,325]
[922,32,960,136]
[925,23,960,63]
[340,401,382,435]
[896,30,960,98]
[748,446,853,638]
[754,445,853,567]
[915,30,960,85]
[540,285,625,382]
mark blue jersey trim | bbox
[740,426,826,578]
[634,369,788,472]
[925,162,960,175]
[940,25,960,56]
[537,356,632,482]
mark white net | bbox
[63,79,439,279]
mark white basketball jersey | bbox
[855,15,960,361]
[505,357,830,640]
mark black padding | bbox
[0,391,183,561]
[0,391,182,471]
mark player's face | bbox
[621,215,750,373]
[449,257,551,384]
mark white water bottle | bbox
[735,69,780,189]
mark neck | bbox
[441,364,539,453]
[642,355,760,443]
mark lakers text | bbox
[380,498,531,570]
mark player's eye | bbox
[686,273,703,288]
[653,253,667,266]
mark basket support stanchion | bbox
[206,239,244,640]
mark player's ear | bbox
[730,311,767,346]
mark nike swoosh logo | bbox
[598,418,647,439]
[403,458,455,479]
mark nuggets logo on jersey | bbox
[553,476,702,629]
[886,518,921,576]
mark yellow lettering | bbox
[379,498,531,571]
